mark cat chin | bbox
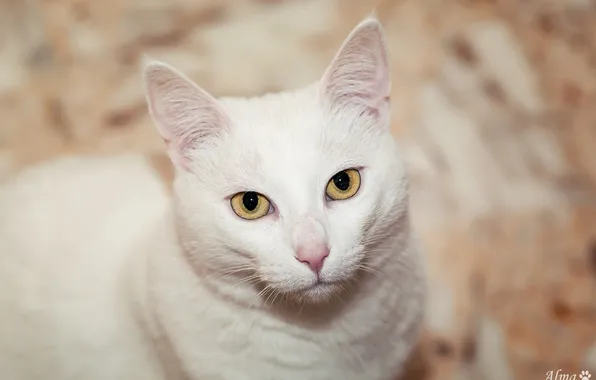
[276,280,345,304]
[299,283,344,303]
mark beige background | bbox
[1,0,596,379]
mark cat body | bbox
[0,155,169,380]
[0,18,426,380]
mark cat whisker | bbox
[344,275,361,289]
[256,285,271,301]
[251,284,276,310]
[221,265,255,273]
[356,264,383,277]
[229,274,262,287]
[360,231,398,246]
[270,288,282,307]
[263,286,281,308]
[328,284,348,305]
[298,299,306,316]
[219,271,256,280]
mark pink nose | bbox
[295,245,330,274]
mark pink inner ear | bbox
[321,20,391,115]
[144,62,229,171]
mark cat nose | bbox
[295,244,330,274]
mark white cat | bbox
[0,17,425,380]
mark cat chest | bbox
[173,314,396,380]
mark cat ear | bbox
[319,17,391,123]
[142,59,229,170]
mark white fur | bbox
[0,18,425,380]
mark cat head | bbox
[143,18,409,304]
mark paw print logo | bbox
[579,370,591,380]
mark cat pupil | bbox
[333,171,350,191]
[242,192,260,211]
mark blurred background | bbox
[1,0,595,378]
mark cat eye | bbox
[230,191,271,220]
[325,169,361,201]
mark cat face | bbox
[143,18,409,303]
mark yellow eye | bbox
[230,191,271,220]
[325,169,361,201]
